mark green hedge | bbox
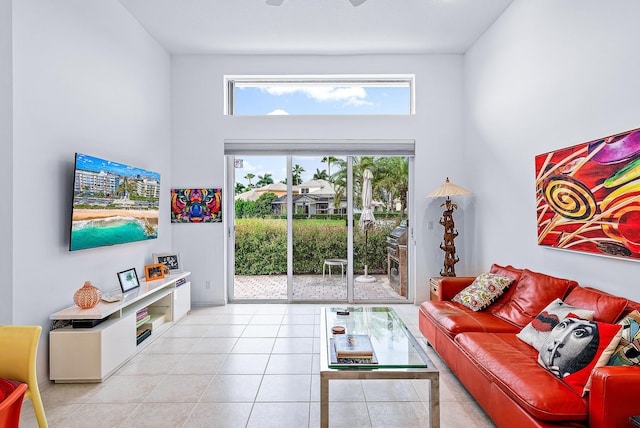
[234,219,395,275]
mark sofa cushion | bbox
[420,301,520,338]
[492,269,578,327]
[455,332,588,422]
[516,298,595,351]
[451,272,514,311]
[538,318,622,396]
[487,264,523,313]
[488,263,523,282]
[608,309,640,366]
[0,377,21,402]
[564,286,629,323]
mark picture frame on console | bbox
[144,263,165,281]
[117,268,140,293]
[153,252,182,273]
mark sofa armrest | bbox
[438,277,475,301]
[589,365,640,428]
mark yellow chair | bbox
[0,326,48,427]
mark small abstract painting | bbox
[536,127,640,260]
[171,188,222,223]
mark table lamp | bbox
[428,178,472,277]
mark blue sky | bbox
[234,85,410,116]
[76,153,161,181]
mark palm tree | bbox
[292,164,305,185]
[244,173,255,189]
[256,173,274,188]
[235,182,246,195]
[330,158,348,211]
[372,157,409,224]
[313,168,328,180]
[321,156,339,177]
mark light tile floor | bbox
[21,304,496,427]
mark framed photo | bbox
[117,268,140,293]
[144,263,165,281]
[152,253,182,274]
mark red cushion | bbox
[455,332,588,422]
[420,301,520,338]
[492,269,578,327]
[488,264,524,314]
[489,263,523,281]
[0,378,21,402]
[564,286,629,323]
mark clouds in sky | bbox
[268,109,289,115]
[263,86,372,107]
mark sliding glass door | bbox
[232,155,288,300]
[291,155,349,301]
[226,141,414,303]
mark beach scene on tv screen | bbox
[70,153,160,251]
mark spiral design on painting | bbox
[542,175,597,220]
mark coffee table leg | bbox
[430,375,440,428]
[321,374,329,428]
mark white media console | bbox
[49,272,191,383]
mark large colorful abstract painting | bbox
[171,188,222,223]
[536,127,640,260]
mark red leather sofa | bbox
[419,264,640,428]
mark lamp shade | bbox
[428,177,472,198]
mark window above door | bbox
[225,74,415,116]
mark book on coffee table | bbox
[330,338,378,365]
[333,334,374,358]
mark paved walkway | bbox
[233,274,406,301]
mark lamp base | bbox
[439,198,460,277]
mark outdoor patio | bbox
[233,274,406,301]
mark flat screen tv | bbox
[69,153,161,251]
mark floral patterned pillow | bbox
[451,272,514,311]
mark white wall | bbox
[171,54,467,305]
[12,0,171,381]
[0,0,12,324]
[464,0,640,300]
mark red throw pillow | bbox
[537,317,622,396]
[492,269,577,327]
[488,264,523,313]
[0,377,21,402]
[489,263,523,282]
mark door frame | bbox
[224,140,415,304]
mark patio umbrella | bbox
[356,169,376,283]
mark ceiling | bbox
[118,0,514,55]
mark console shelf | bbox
[49,272,191,383]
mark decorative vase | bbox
[74,281,101,309]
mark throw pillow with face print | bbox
[517,298,595,352]
[538,316,622,396]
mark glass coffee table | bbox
[320,307,440,428]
